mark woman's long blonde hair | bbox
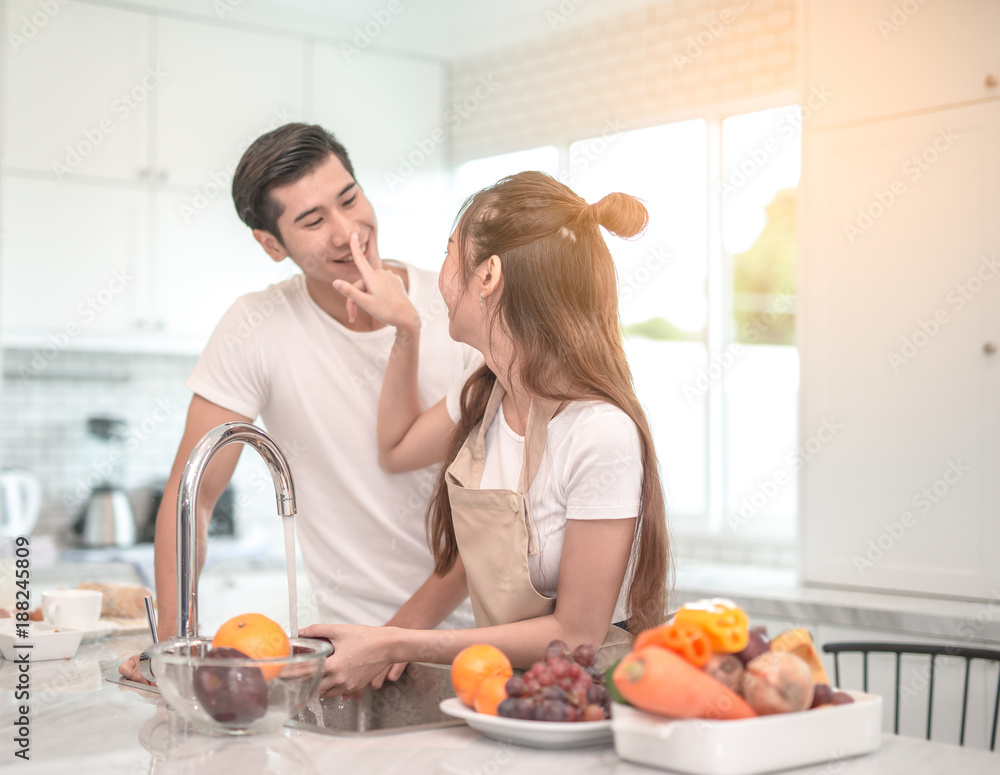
[428,171,670,636]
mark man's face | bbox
[260,153,379,283]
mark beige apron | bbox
[446,380,632,667]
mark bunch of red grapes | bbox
[497,640,611,722]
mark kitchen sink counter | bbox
[2,632,999,773]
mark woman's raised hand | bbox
[333,233,421,333]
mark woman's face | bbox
[439,229,481,347]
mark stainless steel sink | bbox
[288,662,464,736]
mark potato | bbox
[741,651,814,714]
[704,653,744,694]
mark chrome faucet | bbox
[175,422,296,639]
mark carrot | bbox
[613,646,756,720]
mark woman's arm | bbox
[302,518,635,696]
[333,233,457,472]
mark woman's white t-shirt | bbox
[446,369,642,622]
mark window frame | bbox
[454,88,801,561]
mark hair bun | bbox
[589,192,648,239]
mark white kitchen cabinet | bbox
[803,0,1000,128]
[309,45,453,266]
[0,176,148,337]
[2,0,151,181]
[154,18,306,188]
[150,188,294,340]
[798,101,1000,599]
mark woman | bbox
[302,172,669,697]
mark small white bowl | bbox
[0,619,84,661]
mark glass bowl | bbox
[150,636,333,735]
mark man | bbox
[120,124,474,681]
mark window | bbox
[454,146,559,214]
[454,103,801,554]
[568,121,709,519]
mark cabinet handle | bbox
[987,73,999,88]
[985,341,998,355]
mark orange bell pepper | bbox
[674,598,749,654]
[635,623,712,667]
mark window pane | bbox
[569,121,708,518]
[721,106,800,538]
[453,146,559,213]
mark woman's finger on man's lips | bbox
[349,232,374,275]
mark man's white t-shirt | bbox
[187,265,477,626]
[446,369,642,623]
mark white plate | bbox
[0,620,83,661]
[611,692,883,775]
[439,697,612,749]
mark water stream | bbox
[283,515,298,637]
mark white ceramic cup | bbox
[41,589,102,630]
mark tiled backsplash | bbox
[0,347,271,538]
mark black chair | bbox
[822,642,1000,751]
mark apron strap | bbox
[517,396,562,495]
[464,379,561,556]
[516,394,561,556]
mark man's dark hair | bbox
[232,123,356,244]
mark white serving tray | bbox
[0,620,84,661]
[611,692,883,775]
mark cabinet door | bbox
[799,102,1000,599]
[309,45,451,267]
[150,189,294,342]
[154,18,306,188]
[804,0,1000,128]
[0,176,147,336]
[3,0,150,181]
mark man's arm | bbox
[120,395,250,681]
[383,556,469,631]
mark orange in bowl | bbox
[212,613,290,681]
[451,644,512,708]
[473,674,510,716]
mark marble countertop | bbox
[2,632,998,773]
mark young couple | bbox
[301,137,670,695]
[120,123,669,696]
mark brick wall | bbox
[448,0,797,163]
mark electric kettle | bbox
[0,469,42,537]
[74,415,136,547]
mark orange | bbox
[212,613,290,681]
[473,674,509,716]
[451,644,512,707]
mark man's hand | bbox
[118,654,155,686]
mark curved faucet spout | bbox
[175,422,296,639]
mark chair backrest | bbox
[822,641,1000,751]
